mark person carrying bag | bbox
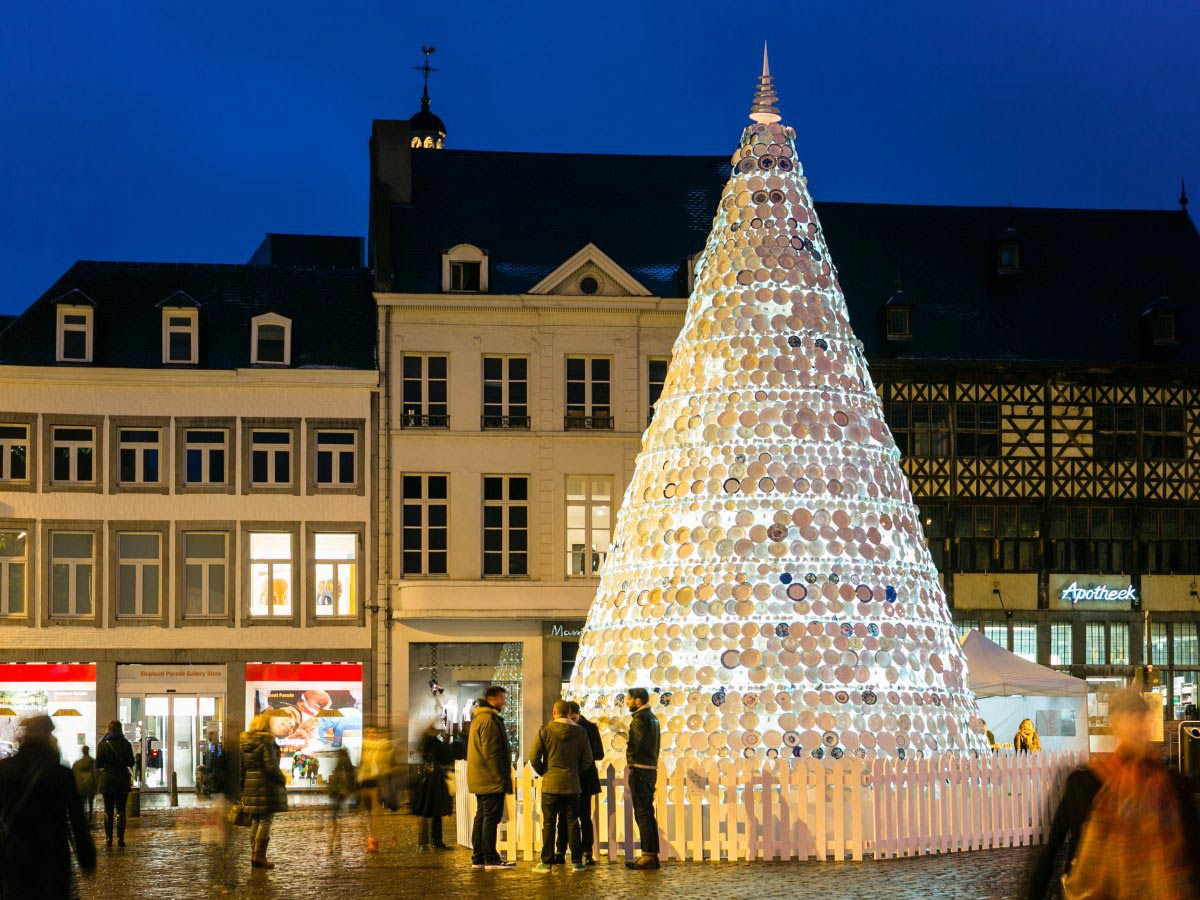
[96,719,136,849]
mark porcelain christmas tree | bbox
[568,48,988,764]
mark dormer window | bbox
[162,308,199,364]
[56,306,93,363]
[1152,311,1178,345]
[886,306,912,340]
[994,226,1022,275]
[251,313,292,366]
[441,244,488,293]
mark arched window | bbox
[251,313,292,366]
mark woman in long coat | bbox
[411,724,454,850]
[240,711,288,869]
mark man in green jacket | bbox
[467,686,513,869]
[625,687,661,869]
[530,699,594,873]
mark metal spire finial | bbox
[749,41,781,124]
[1181,178,1189,210]
[416,45,438,108]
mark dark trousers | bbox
[471,793,505,864]
[418,815,444,847]
[540,793,581,864]
[629,767,659,855]
[556,793,596,859]
[103,790,129,841]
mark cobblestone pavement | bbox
[72,796,1042,900]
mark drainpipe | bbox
[382,305,394,726]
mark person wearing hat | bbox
[0,715,96,897]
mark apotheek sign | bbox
[1058,581,1138,605]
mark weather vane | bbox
[416,45,438,99]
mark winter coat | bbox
[1028,767,1101,899]
[530,719,593,795]
[239,731,288,816]
[577,716,604,797]
[72,753,97,798]
[627,706,660,768]
[95,731,135,795]
[0,742,96,898]
[411,734,453,818]
[1014,729,1041,752]
[467,703,512,795]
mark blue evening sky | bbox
[1,1,1196,314]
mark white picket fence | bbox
[454,750,1082,861]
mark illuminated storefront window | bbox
[0,663,96,765]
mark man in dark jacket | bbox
[467,686,513,869]
[530,700,594,873]
[0,715,95,899]
[624,687,661,869]
[557,700,604,865]
[96,718,136,848]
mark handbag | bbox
[227,802,251,827]
[100,738,135,790]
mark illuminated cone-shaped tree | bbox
[568,49,988,765]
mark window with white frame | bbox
[401,474,448,576]
[401,355,449,427]
[250,314,291,366]
[183,532,227,618]
[0,530,27,616]
[51,426,95,483]
[441,244,488,293]
[248,532,293,617]
[116,533,161,618]
[49,532,94,617]
[0,425,29,483]
[249,429,292,486]
[56,306,93,362]
[1011,621,1037,662]
[313,533,357,617]
[482,356,529,428]
[1051,622,1073,666]
[1109,621,1131,665]
[483,475,529,577]
[184,429,228,485]
[565,356,612,427]
[647,358,668,424]
[118,428,161,484]
[566,475,612,576]
[162,309,199,364]
[315,431,357,486]
[982,619,1008,649]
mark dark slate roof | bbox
[0,261,376,370]
[388,149,1200,366]
[0,315,15,336]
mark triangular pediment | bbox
[527,243,651,297]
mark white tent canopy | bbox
[960,629,1090,755]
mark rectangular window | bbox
[116,532,161,618]
[886,306,911,339]
[481,356,529,428]
[1140,508,1200,575]
[954,402,1001,458]
[1174,623,1199,667]
[566,475,612,576]
[1085,622,1106,665]
[51,426,95,483]
[248,532,293,618]
[647,358,669,424]
[118,428,161,485]
[955,505,1039,572]
[255,323,287,364]
[1092,405,1138,461]
[1050,622,1073,666]
[57,307,93,362]
[314,533,357,617]
[401,355,449,427]
[954,621,977,641]
[0,530,27,616]
[450,260,481,292]
[983,619,1009,649]
[401,475,448,576]
[250,430,292,486]
[315,431,357,486]
[183,532,226,619]
[1109,621,1130,665]
[482,475,529,577]
[1149,621,1169,666]
[184,429,228,485]
[1049,506,1130,573]
[921,504,948,572]
[564,357,612,429]
[884,401,950,458]
[50,532,94,617]
[163,311,198,364]
[0,426,29,483]
[1011,621,1037,662]
[1142,407,1186,461]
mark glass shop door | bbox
[117,694,223,792]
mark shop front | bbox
[0,663,96,766]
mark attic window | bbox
[1153,311,1177,345]
[997,242,1021,274]
[251,313,292,366]
[886,306,912,340]
[579,275,600,295]
[451,261,481,292]
[162,308,199,364]
[441,244,488,293]
[56,306,93,363]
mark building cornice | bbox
[374,292,687,314]
[0,365,379,389]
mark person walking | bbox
[1028,689,1200,898]
[624,687,661,870]
[530,699,594,874]
[357,726,401,852]
[72,744,98,819]
[556,700,603,866]
[412,723,454,851]
[96,719,135,848]
[240,711,288,870]
[467,686,514,870]
[0,715,95,899]
[1013,718,1041,752]
[326,746,357,850]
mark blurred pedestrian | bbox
[1013,718,1041,752]
[980,719,996,749]
[556,700,603,866]
[72,744,97,818]
[306,756,319,785]
[96,719,135,848]
[201,792,237,895]
[327,746,357,848]
[624,687,660,870]
[468,686,514,870]
[411,723,454,851]
[0,715,95,899]
[240,711,288,870]
[358,726,400,852]
[1028,688,1200,899]
[530,699,593,873]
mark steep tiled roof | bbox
[387,149,1200,365]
